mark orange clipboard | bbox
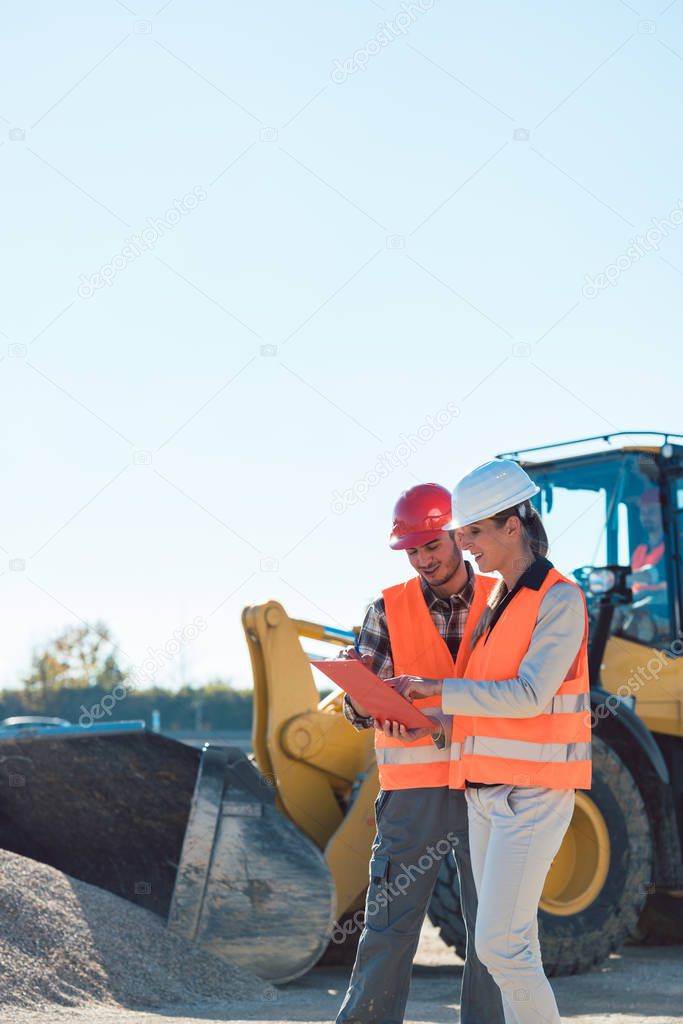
[311,659,436,729]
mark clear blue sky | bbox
[2,0,682,690]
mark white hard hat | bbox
[445,459,540,529]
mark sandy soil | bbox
[0,849,271,1011]
[5,921,683,1024]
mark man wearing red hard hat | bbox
[335,484,503,1024]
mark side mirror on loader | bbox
[573,564,633,604]
[572,565,634,686]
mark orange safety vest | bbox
[448,567,592,791]
[631,542,666,593]
[376,573,496,790]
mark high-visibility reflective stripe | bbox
[459,712,590,745]
[450,755,592,791]
[463,736,591,763]
[547,693,590,714]
[376,745,451,766]
[376,734,437,748]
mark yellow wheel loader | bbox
[242,432,683,977]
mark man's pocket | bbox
[374,789,392,825]
[366,854,390,930]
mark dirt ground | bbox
[5,921,683,1024]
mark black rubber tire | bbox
[317,909,363,965]
[427,737,653,975]
[630,892,683,945]
[427,859,468,961]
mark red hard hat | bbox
[389,483,453,550]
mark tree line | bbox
[1,622,254,732]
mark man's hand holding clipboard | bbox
[334,647,373,719]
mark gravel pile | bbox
[0,849,276,1010]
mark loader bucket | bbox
[169,745,336,983]
[0,723,335,983]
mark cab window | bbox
[530,454,673,645]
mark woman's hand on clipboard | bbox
[388,675,443,701]
[377,676,445,742]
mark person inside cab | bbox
[623,487,669,640]
[630,488,666,596]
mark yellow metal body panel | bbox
[600,635,683,738]
[243,601,378,918]
[280,711,369,783]
[325,764,380,914]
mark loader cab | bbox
[513,440,683,649]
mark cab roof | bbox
[497,432,683,467]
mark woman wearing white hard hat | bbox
[389,459,591,1024]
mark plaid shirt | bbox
[343,562,476,729]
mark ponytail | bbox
[520,501,549,559]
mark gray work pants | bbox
[336,786,504,1024]
[466,785,575,1024]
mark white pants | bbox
[465,784,575,1024]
